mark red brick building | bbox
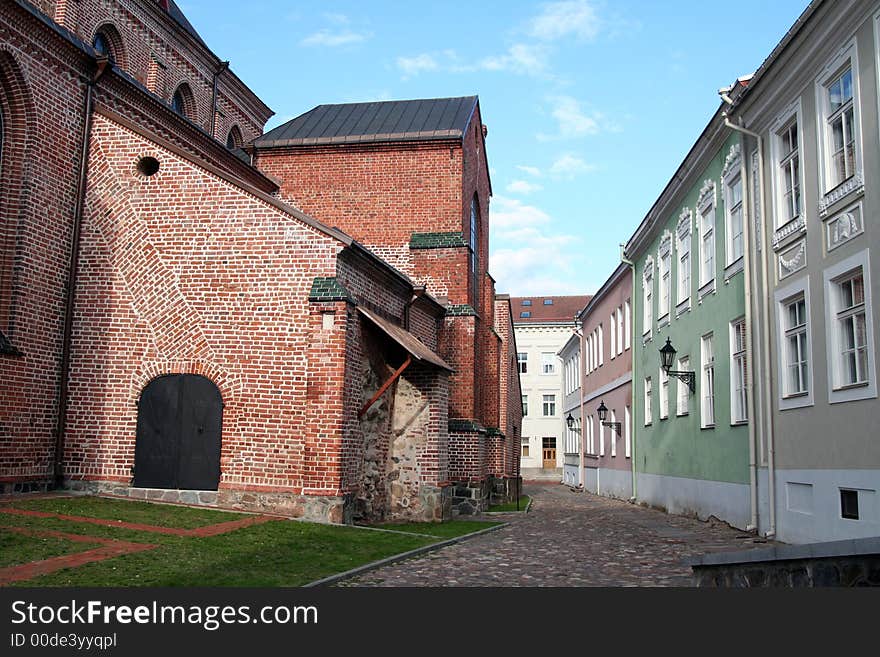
[0,0,520,522]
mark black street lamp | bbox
[596,400,621,435]
[659,337,695,393]
[566,413,581,431]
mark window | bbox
[171,83,194,119]
[610,313,616,357]
[826,67,855,188]
[542,394,556,416]
[598,416,605,457]
[783,295,809,396]
[726,175,744,264]
[701,334,715,427]
[517,352,527,374]
[586,415,594,454]
[677,357,689,416]
[777,119,801,225]
[644,377,652,425]
[598,324,604,366]
[521,395,528,416]
[93,32,110,58]
[624,300,631,349]
[616,307,624,355]
[226,125,243,150]
[658,247,671,319]
[624,406,631,458]
[543,299,553,305]
[520,311,531,318]
[659,368,669,419]
[731,318,748,423]
[609,410,616,457]
[824,250,876,403]
[834,272,867,387]
[522,299,532,306]
[840,489,859,520]
[699,202,715,287]
[91,25,125,67]
[470,196,480,308]
[643,260,654,335]
[521,439,530,458]
[542,353,556,375]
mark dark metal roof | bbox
[358,308,453,372]
[253,96,478,148]
[165,1,208,49]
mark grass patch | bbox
[486,496,530,512]
[7,495,246,529]
[0,529,100,568]
[6,520,435,587]
[367,520,501,539]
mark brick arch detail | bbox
[0,47,38,333]
[91,21,128,71]
[130,360,241,413]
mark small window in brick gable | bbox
[91,24,126,69]
[226,125,243,150]
[172,83,195,120]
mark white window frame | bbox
[698,189,716,293]
[676,356,690,416]
[610,312,616,358]
[643,257,654,337]
[624,405,631,458]
[609,409,617,457]
[701,333,715,428]
[676,209,692,311]
[517,352,528,374]
[542,393,557,416]
[598,415,605,457]
[644,377,652,426]
[815,40,863,209]
[730,317,749,424]
[586,415,594,454]
[659,368,669,420]
[541,352,556,375]
[624,300,631,350]
[658,233,672,322]
[775,276,814,410]
[769,100,805,232]
[598,324,604,366]
[522,394,528,417]
[724,173,744,267]
[823,249,876,403]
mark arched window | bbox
[91,24,126,68]
[226,125,243,150]
[469,195,480,308]
[171,83,194,120]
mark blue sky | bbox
[182,0,809,296]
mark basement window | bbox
[840,489,859,520]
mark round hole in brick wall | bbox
[137,156,160,177]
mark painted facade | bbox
[512,296,589,479]
[729,0,880,543]
[571,264,633,500]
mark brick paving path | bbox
[342,483,774,587]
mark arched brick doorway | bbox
[133,375,223,490]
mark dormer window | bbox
[543,299,553,305]
[522,299,532,306]
[520,311,531,318]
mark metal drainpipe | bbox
[620,245,637,502]
[54,55,109,488]
[211,61,229,140]
[574,321,585,489]
[722,111,776,538]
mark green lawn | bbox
[0,530,100,568]
[8,496,246,529]
[486,496,530,512]
[1,496,476,586]
[368,520,501,539]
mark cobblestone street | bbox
[342,482,773,586]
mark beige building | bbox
[512,296,590,479]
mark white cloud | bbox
[301,29,371,47]
[490,233,584,295]
[516,165,543,177]
[490,196,551,232]
[396,53,439,78]
[549,153,596,178]
[538,95,618,140]
[479,43,550,76]
[506,180,544,194]
[529,0,601,42]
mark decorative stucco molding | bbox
[772,215,806,249]
[721,143,742,179]
[697,179,715,210]
[819,171,863,217]
[778,240,807,280]
[826,204,863,252]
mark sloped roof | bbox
[511,295,591,325]
[165,1,208,48]
[253,96,478,148]
[358,308,453,372]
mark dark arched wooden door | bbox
[134,375,223,490]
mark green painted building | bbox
[625,118,753,530]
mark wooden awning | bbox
[357,307,453,372]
